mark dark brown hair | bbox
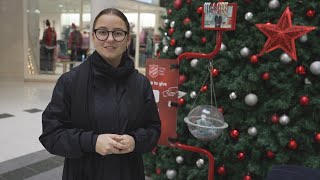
[92,8,130,32]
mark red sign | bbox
[146,59,178,146]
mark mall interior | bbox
[0,0,164,179]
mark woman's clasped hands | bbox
[95,134,135,156]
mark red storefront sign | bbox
[146,59,178,146]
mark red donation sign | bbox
[146,59,178,146]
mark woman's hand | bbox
[95,134,121,156]
[113,134,135,154]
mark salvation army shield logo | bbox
[149,64,159,78]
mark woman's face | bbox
[92,14,130,66]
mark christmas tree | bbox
[144,0,320,179]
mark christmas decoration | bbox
[245,12,253,21]
[196,158,204,168]
[190,58,198,68]
[186,0,192,4]
[164,19,169,27]
[201,37,207,44]
[255,7,316,60]
[185,30,192,38]
[190,91,197,99]
[156,168,161,175]
[178,74,187,85]
[299,35,308,43]
[166,169,177,179]
[280,53,292,64]
[248,127,258,137]
[200,85,208,92]
[170,21,175,28]
[173,0,183,10]
[266,150,275,159]
[196,6,203,14]
[299,96,310,106]
[271,114,279,124]
[218,107,224,114]
[217,166,226,176]
[240,47,250,57]
[162,46,169,53]
[152,147,157,154]
[243,175,252,180]
[183,17,191,25]
[237,152,245,160]
[229,92,237,100]
[279,114,290,125]
[170,39,176,46]
[306,9,316,18]
[245,93,258,106]
[220,43,226,51]
[296,66,306,75]
[314,133,320,143]
[167,9,172,15]
[305,78,312,85]
[168,28,175,36]
[288,139,298,150]
[178,98,186,106]
[310,61,320,75]
[176,156,184,164]
[250,55,258,64]
[230,129,240,139]
[262,72,270,80]
[175,47,183,55]
[268,0,280,10]
[210,68,219,77]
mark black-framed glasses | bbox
[93,29,128,42]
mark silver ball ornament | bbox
[240,47,250,57]
[162,37,169,46]
[299,35,308,43]
[196,158,204,168]
[248,127,258,136]
[269,0,280,9]
[190,91,197,99]
[162,46,169,53]
[304,78,312,85]
[185,30,192,38]
[164,19,169,27]
[175,47,183,55]
[166,169,177,179]
[176,156,184,164]
[220,43,226,51]
[190,59,198,68]
[229,92,237,100]
[170,21,175,28]
[280,53,292,64]
[245,93,258,106]
[245,12,253,21]
[279,114,290,125]
[310,61,320,75]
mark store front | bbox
[25,0,165,81]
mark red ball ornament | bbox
[237,152,245,160]
[271,114,279,124]
[201,37,207,44]
[200,85,208,92]
[178,98,186,106]
[288,139,298,150]
[217,166,226,176]
[299,95,310,106]
[250,55,259,64]
[183,17,191,25]
[243,175,252,180]
[178,74,187,85]
[314,133,320,143]
[186,0,192,4]
[262,72,270,80]
[295,66,306,75]
[168,28,175,36]
[306,9,316,18]
[230,129,239,139]
[266,150,275,159]
[170,39,176,46]
[218,107,224,114]
[197,6,203,14]
[167,9,172,15]
[174,0,183,10]
[156,168,161,175]
[211,68,219,77]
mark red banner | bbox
[146,59,178,146]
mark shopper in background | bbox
[68,23,82,69]
[80,30,90,61]
[39,8,161,180]
[42,19,57,71]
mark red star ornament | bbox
[255,7,316,60]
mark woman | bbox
[39,8,161,180]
